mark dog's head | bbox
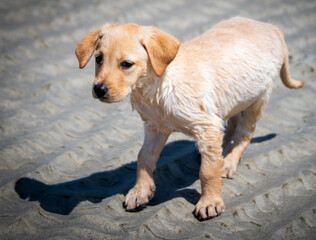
[75,23,180,103]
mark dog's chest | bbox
[132,99,174,133]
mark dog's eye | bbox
[120,61,134,69]
[96,55,102,64]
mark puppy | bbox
[75,17,304,220]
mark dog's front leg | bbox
[194,126,225,220]
[124,123,170,211]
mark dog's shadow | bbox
[15,134,276,215]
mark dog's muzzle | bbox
[92,83,108,99]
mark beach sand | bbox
[0,0,315,239]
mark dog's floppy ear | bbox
[141,27,180,77]
[75,30,100,69]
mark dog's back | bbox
[168,17,303,120]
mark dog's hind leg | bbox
[222,113,242,157]
[222,93,269,178]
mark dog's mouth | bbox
[98,97,110,103]
[98,96,122,104]
[92,90,117,103]
[92,87,129,104]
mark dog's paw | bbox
[194,197,225,221]
[222,158,238,178]
[124,185,155,211]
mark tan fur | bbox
[76,30,100,69]
[76,17,304,220]
[141,27,180,77]
[270,26,305,89]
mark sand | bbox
[0,0,315,239]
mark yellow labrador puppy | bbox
[76,17,304,220]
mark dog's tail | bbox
[270,25,304,89]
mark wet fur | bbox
[76,17,304,220]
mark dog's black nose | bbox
[93,84,108,99]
